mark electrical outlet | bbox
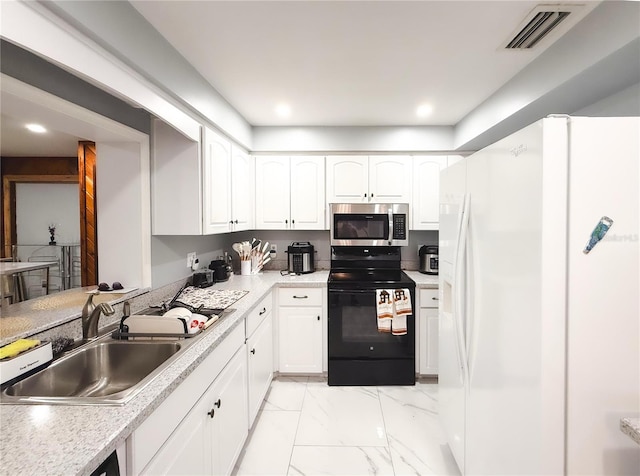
[270,244,277,258]
[187,252,196,268]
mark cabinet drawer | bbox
[419,288,439,308]
[246,292,272,338]
[278,287,323,306]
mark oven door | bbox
[328,288,414,359]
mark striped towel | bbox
[376,289,393,333]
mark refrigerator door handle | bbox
[462,194,475,382]
[454,193,471,387]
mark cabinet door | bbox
[290,156,325,230]
[141,380,213,475]
[326,156,368,203]
[203,127,232,234]
[210,348,249,476]
[412,156,448,230]
[419,307,439,375]
[247,313,274,427]
[279,306,323,373]
[255,156,291,229]
[231,145,254,231]
[369,156,412,203]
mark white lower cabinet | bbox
[246,293,274,427]
[141,375,219,475]
[129,324,248,476]
[210,349,249,476]
[419,288,439,375]
[140,347,248,476]
[278,288,323,374]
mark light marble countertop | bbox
[621,417,640,445]
[0,269,438,475]
[0,286,149,346]
[404,270,439,287]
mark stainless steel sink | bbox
[1,337,192,405]
[0,307,233,405]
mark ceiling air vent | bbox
[505,7,573,49]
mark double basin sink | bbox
[1,308,228,405]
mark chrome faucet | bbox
[81,292,115,340]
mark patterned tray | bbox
[172,286,248,312]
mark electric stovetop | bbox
[328,269,414,287]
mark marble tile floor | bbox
[233,376,461,476]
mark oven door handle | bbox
[328,288,375,294]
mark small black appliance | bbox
[208,260,230,282]
[287,242,315,274]
[192,269,214,288]
[419,245,439,275]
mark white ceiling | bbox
[131,0,597,127]
[0,111,82,157]
[0,0,603,156]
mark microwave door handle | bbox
[388,209,393,245]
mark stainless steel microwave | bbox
[330,203,409,246]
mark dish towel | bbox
[391,288,412,336]
[376,289,393,333]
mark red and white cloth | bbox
[376,288,412,336]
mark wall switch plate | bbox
[187,252,196,268]
[270,244,277,258]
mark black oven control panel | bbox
[392,214,407,240]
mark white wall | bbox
[97,140,151,288]
[15,182,81,298]
[252,126,455,153]
[151,235,228,288]
[15,183,80,245]
[575,82,640,117]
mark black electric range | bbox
[327,246,416,386]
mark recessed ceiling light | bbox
[416,104,433,118]
[275,103,291,118]
[26,123,47,133]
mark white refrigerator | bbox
[439,116,639,475]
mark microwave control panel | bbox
[392,214,407,240]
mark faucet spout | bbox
[82,292,115,339]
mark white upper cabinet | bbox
[369,156,412,202]
[255,156,290,229]
[152,120,252,235]
[325,156,369,202]
[290,156,325,230]
[203,126,233,234]
[326,155,412,204]
[255,156,324,230]
[412,156,448,230]
[231,145,254,232]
